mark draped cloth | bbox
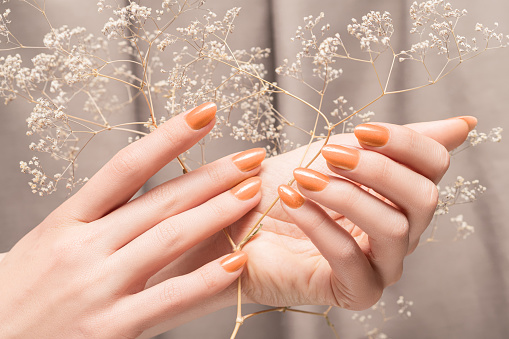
[1,1,508,338]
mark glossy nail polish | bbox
[278,185,305,209]
[448,116,477,132]
[231,177,262,200]
[185,102,217,130]
[354,124,390,147]
[321,145,360,170]
[232,148,266,172]
[293,168,329,192]
[221,251,248,273]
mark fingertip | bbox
[220,251,248,273]
[231,177,262,201]
[453,116,477,132]
[232,148,266,172]
[354,123,390,147]
[184,102,217,130]
[278,184,305,209]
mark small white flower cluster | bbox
[19,157,56,196]
[467,127,503,146]
[277,13,344,91]
[102,2,152,40]
[176,7,241,43]
[0,53,22,102]
[436,176,486,215]
[396,296,413,318]
[347,11,393,52]
[474,22,508,46]
[352,296,413,339]
[450,214,475,240]
[0,8,11,43]
[401,1,508,62]
[26,98,67,135]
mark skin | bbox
[0,106,261,338]
[0,111,472,338]
[140,117,472,338]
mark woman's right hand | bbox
[0,103,266,338]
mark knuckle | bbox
[407,128,420,151]
[387,264,404,287]
[144,182,179,212]
[305,209,331,234]
[160,281,184,310]
[337,240,361,265]
[340,182,363,210]
[389,216,410,243]
[422,179,439,211]
[374,156,393,183]
[369,283,384,307]
[199,268,217,290]
[154,220,183,248]
[204,162,228,185]
[435,144,451,176]
[155,121,181,147]
[109,147,141,177]
[207,199,231,219]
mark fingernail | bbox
[293,168,329,192]
[231,177,262,201]
[354,124,390,147]
[278,185,305,209]
[221,251,248,273]
[185,102,217,130]
[232,148,266,172]
[448,116,477,132]
[321,145,360,171]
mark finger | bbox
[107,177,261,286]
[354,122,451,183]
[117,252,247,334]
[293,168,408,286]
[405,116,476,151]
[277,185,382,310]
[60,102,217,222]
[99,149,265,249]
[321,145,438,250]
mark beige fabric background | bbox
[1,0,508,338]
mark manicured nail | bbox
[185,102,217,130]
[231,177,262,200]
[293,168,330,192]
[221,251,248,273]
[321,145,360,171]
[448,116,477,132]
[354,124,390,147]
[278,185,305,209]
[232,148,266,172]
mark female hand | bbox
[0,103,266,338]
[139,117,474,337]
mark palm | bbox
[233,136,370,306]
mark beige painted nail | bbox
[354,124,390,147]
[231,177,262,201]
[321,145,360,171]
[278,184,305,209]
[293,168,330,192]
[232,148,266,172]
[185,102,217,130]
[220,251,248,273]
